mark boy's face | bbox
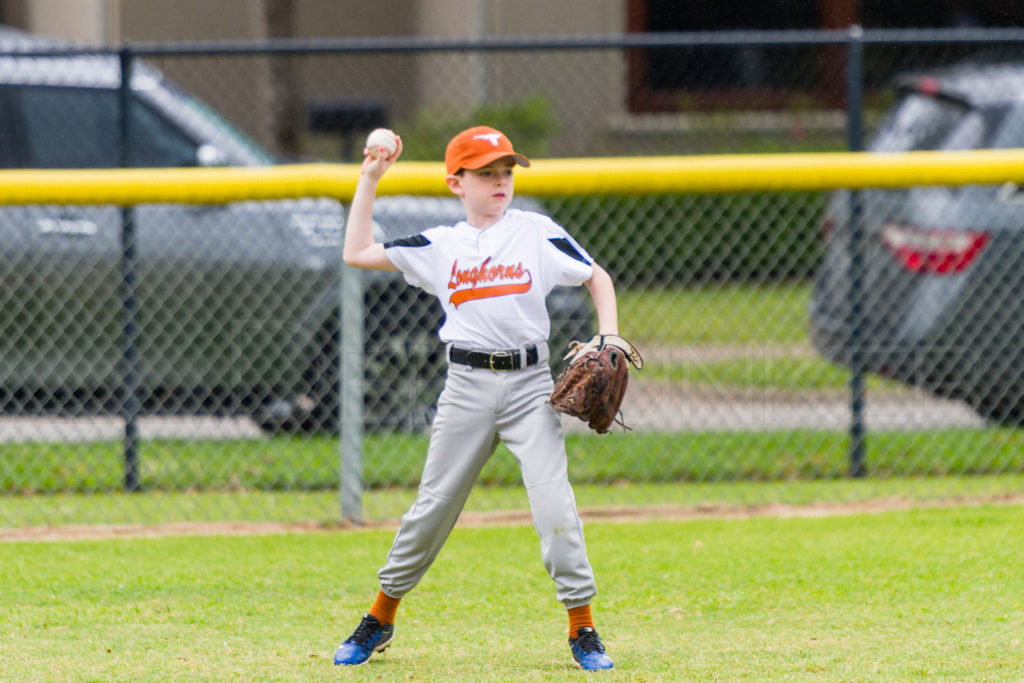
[446,157,517,227]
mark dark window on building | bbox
[643,0,818,93]
[628,0,1024,113]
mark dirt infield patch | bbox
[3,494,1022,543]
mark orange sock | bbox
[368,590,401,626]
[568,604,595,638]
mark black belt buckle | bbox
[488,350,515,371]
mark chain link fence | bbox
[3,28,1024,527]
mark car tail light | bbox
[881,223,989,274]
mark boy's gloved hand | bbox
[550,335,643,434]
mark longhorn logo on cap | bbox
[473,133,502,146]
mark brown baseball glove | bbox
[549,334,643,434]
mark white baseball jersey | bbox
[375,207,601,610]
[384,208,594,349]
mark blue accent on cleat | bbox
[333,614,394,666]
[569,626,614,671]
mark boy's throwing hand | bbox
[361,129,402,179]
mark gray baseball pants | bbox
[377,342,597,609]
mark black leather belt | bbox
[449,344,539,371]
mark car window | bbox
[11,85,200,168]
[872,91,1006,153]
[872,92,970,152]
[941,109,986,150]
[0,88,18,167]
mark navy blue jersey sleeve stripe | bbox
[383,235,431,249]
[548,237,591,265]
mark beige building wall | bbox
[496,0,627,155]
[413,0,627,154]
[4,0,118,43]
[298,0,421,158]
[119,1,278,147]
[6,0,627,156]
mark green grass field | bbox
[617,283,907,391]
[5,428,1024,497]
[3,282,1022,678]
[4,427,1024,528]
[619,283,813,346]
[2,505,1021,681]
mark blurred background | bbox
[2,1,1024,526]
[5,0,1024,160]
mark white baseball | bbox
[366,128,398,158]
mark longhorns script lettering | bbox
[448,257,532,307]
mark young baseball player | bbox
[334,126,618,671]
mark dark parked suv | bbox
[0,26,591,431]
[810,59,1024,424]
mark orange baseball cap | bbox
[444,126,531,175]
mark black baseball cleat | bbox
[333,614,394,666]
[569,626,614,671]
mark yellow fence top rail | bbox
[2,149,1024,205]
